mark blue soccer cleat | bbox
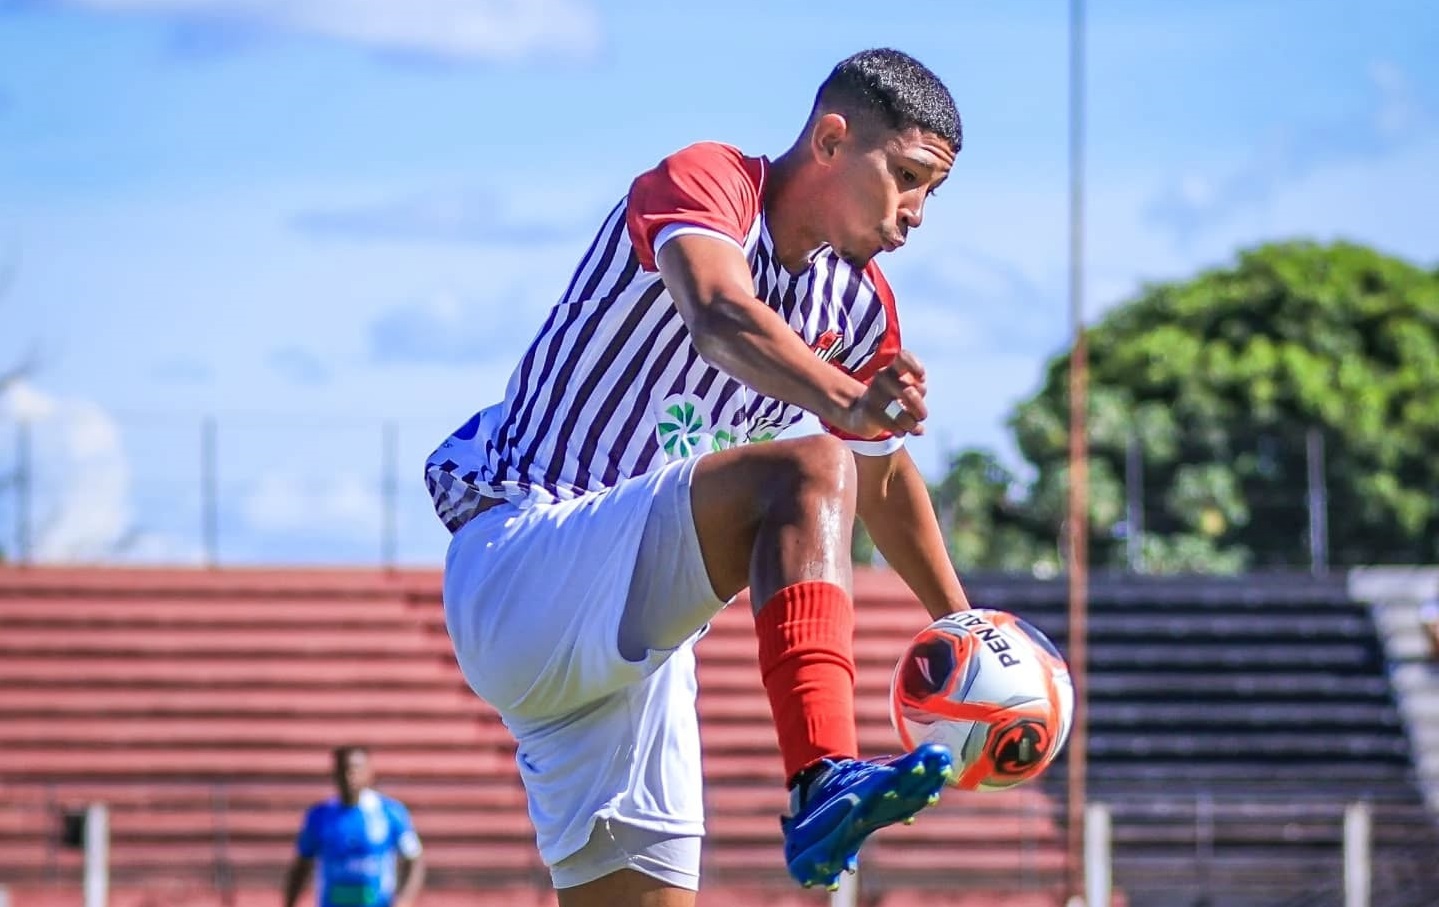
[779,743,954,890]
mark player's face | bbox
[824,123,954,268]
[334,751,374,801]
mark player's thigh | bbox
[688,433,856,599]
[556,871,696,907]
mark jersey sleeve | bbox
[386,799,423,859]
[625,142,764,272]
[822,261,905,457]
[295,806,320,860]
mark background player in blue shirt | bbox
[282,746,425,907]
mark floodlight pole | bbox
[1065,0,1091,901]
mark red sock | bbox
[754,581,858,784]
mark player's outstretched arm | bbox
[658,233,925,440]
[854,446,971,620]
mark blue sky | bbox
[0,0,1435,565]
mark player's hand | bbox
[832,349,928,439]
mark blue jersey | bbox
[295,790,422,907]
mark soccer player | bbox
[426,47,972,906]
[282,746,425,907]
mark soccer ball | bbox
[889,609,1074,792]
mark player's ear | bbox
[809,112,848,163]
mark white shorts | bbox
[442,454,726,871]
[549,818,702,891]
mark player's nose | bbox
[899,195,926,231]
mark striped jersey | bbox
[425,141,904,533]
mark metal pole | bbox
[202,417,218,567]
[83,803,108,907]
[381,420,398,572]
[16,418,31,564]
[1125,430,1144,573]
[1307,427,1329,575]
[1065,0,1090,899]
[1344,801,1371,907]
[1084,803,1111,907]
[829,867,859,907]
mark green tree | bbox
[1010,240,1439,570]
[930,448,1058,574]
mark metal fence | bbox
[5,783,1437,905]
[1,410,1402,573]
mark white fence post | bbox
[1344,801,1371,907]
[829,867,859,907]
[1084,802,1112,907]
[84,803,109,907]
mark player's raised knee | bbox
[763,434,856,509]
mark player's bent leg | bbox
[677,433,951,888]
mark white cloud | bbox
[43,0,601,62]
[241,470,382,538]
[0,381,204,564]
[292,187,588,245]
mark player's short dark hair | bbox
[813,48,962,152]
[332,744,369,766]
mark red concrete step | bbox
[0,687,488,718]
[0,656,459,686]
[73,808,534,841]
[699,723,906,755]
[0,747,514,779]
[0,565,436,597]
[0,839,543,872]
[0,779,530,814]
[0,627,442,657]
[699,697,896,723]
[0,717,505,748]
[0,598,417,628]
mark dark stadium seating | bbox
[962,572,1439,907]
[0,566,1066,907]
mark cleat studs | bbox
[903,815,916,826]
[911,764,926,775]
[940,765,955,780]
[802,881,813,889]
[927,793,941,806]
[827,882,840,893]
[883,790,900,800]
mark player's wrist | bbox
[819,375,867,429]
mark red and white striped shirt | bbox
[426,142,903,533]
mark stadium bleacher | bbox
[0,566,1064,907]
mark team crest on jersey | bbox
[808,329,844,363]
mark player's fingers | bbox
[887,349,926,382]
[881,386,928,432]
[868,370,908,402]
[897,385,928,423]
